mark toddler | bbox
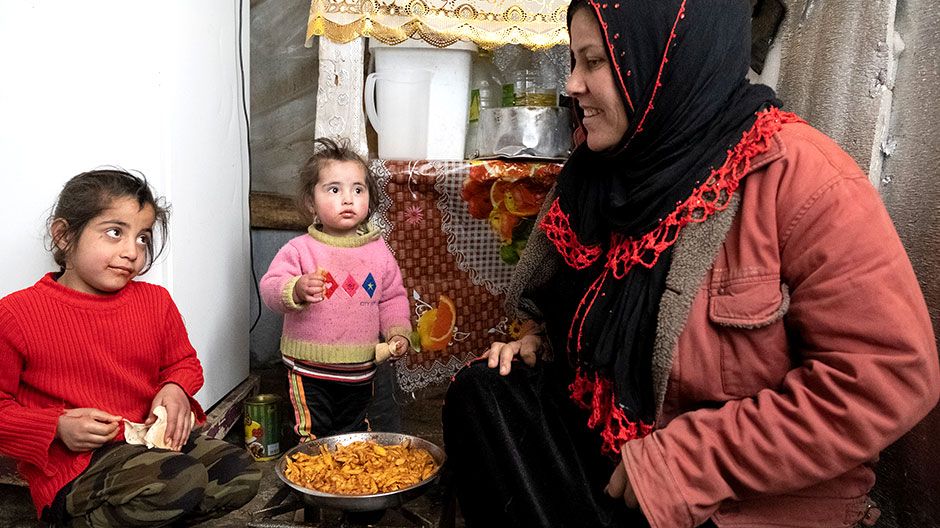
[260,138,411,441]
[0,169,260,526]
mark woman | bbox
[442,1,939,527]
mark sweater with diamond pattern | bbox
[259,225,411,365]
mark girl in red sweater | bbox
[0,169,260,526]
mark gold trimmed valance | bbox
[305,0,570,50]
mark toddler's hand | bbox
[56,408,122,452]
[388,335,410,359]
[293,270,326,304]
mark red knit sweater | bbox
[0,273,206,516]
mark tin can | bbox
[244,394,281,461]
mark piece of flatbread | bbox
[123,418,150,445]
[124,405,195,449]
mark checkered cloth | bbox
[371,160,559,391]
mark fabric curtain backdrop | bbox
[305,0,569,49]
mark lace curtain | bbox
[314,38,368,156]
[305,0,569,50]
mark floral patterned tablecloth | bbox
[372,159,560,391]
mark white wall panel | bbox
[0,1,250,409]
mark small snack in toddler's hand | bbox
[375,342,393,363]
[123,405,195,449]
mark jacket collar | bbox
[744,132,786,177]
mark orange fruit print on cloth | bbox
[417,295,456,352]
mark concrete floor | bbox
[0,366,460,527]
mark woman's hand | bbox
[387,335,410,359]
[293,271,326,304]
[606,461,639,508]
[482,334,542,375]
[148,383,192,451]
[56,408,122,452]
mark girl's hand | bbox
[605,461,639,508]
[148,383,192,451]
[293,271,326,304]
[56,408,122,452]
[482,334,542,376]
[387,335,410,359]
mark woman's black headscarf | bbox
[545,0,781,427]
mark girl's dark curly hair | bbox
[47,169,169,275]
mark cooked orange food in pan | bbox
[284,440,438,495]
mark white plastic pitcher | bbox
[364,69,433,160]
[369,39,475,159]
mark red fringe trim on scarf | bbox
[539,199,604,269]
[540,108,804,277]
[569,368,654,457]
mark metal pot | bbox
[477,106,573,159]
[275,432,446,512]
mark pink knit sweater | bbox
[260,225,411,364]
